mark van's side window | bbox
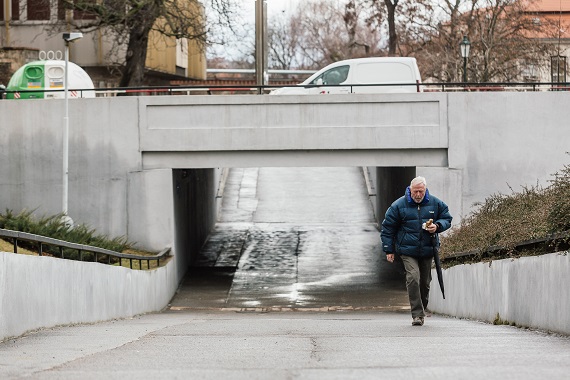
[311,65,350,85]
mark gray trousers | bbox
[400,255,433,318]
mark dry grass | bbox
[0,239,36,255]
[440,161,570,259]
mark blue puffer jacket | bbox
[381,187,452,258]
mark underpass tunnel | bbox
[170,166,418,271]
[170,166,415,309]
[172,168,220,281]
[370,167,417,225]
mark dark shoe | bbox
[425,309,432,317]
[412,317,424,326]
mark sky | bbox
[267,0,299,14]
[240,0,300,17]
[207,0,301,59]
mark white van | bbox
[271,57,422,95]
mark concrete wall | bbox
[1,92,569,253]
[0,251,179,341]
[0,97,142,242]
[0,97,221,287]
[429,252,570,336]
[447,92,569,220]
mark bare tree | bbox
[408,0,558,83]
[358,0,400,55]
[468,0,557,82]
[57,0,236,87]
[268,12,302,69]
[383,0,399,55]
[272,0,383,69]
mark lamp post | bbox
[459,35,471,84]
[62,32,83,227]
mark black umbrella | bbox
[432,235,445,299]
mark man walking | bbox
[381,176,452,326]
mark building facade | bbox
[0,0,206,87]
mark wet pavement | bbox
[170,167,409,311]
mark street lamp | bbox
[62,32,83,227]
[459,35,471,83]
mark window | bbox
[522,61,538,82]
[551,56,567,83]
[27,0,50,20]
[12,0,18,20]
[57,0,97,20]
[1,0,22,20]
[74,0,97,20]
[311,65,350,85]
[57,0,66,20]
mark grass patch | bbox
[0,238,35,255]
[440,160,570,263]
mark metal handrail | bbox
[441,230,570,263]
[0,228,170,270]
[1,81,569,98]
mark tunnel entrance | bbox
[170,166,414,310]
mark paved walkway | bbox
[1,311,569,379]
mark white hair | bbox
[410,176,427,187]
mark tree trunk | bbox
[119,23,152,88]
[384,0,398,56]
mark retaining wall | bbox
[0,252,178,341]
[429,251,570,335]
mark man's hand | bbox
[426,223,437,233]
[386,254,394,263]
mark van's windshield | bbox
[310,65,349,85]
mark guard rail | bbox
[0,228,170,270]
[1,81,569,98]
[441,230,570,265]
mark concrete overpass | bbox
[139,93,447,169]
[1,92,569,284]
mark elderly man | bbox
[381,176,452,326]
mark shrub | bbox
[546,162,570,232]
[440,160,570,258]
[0,209,131,254]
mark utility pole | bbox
[255,0,268,93]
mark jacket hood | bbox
[405,186,430,205]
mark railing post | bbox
[39,242,43,256]
[13,238,18,253]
